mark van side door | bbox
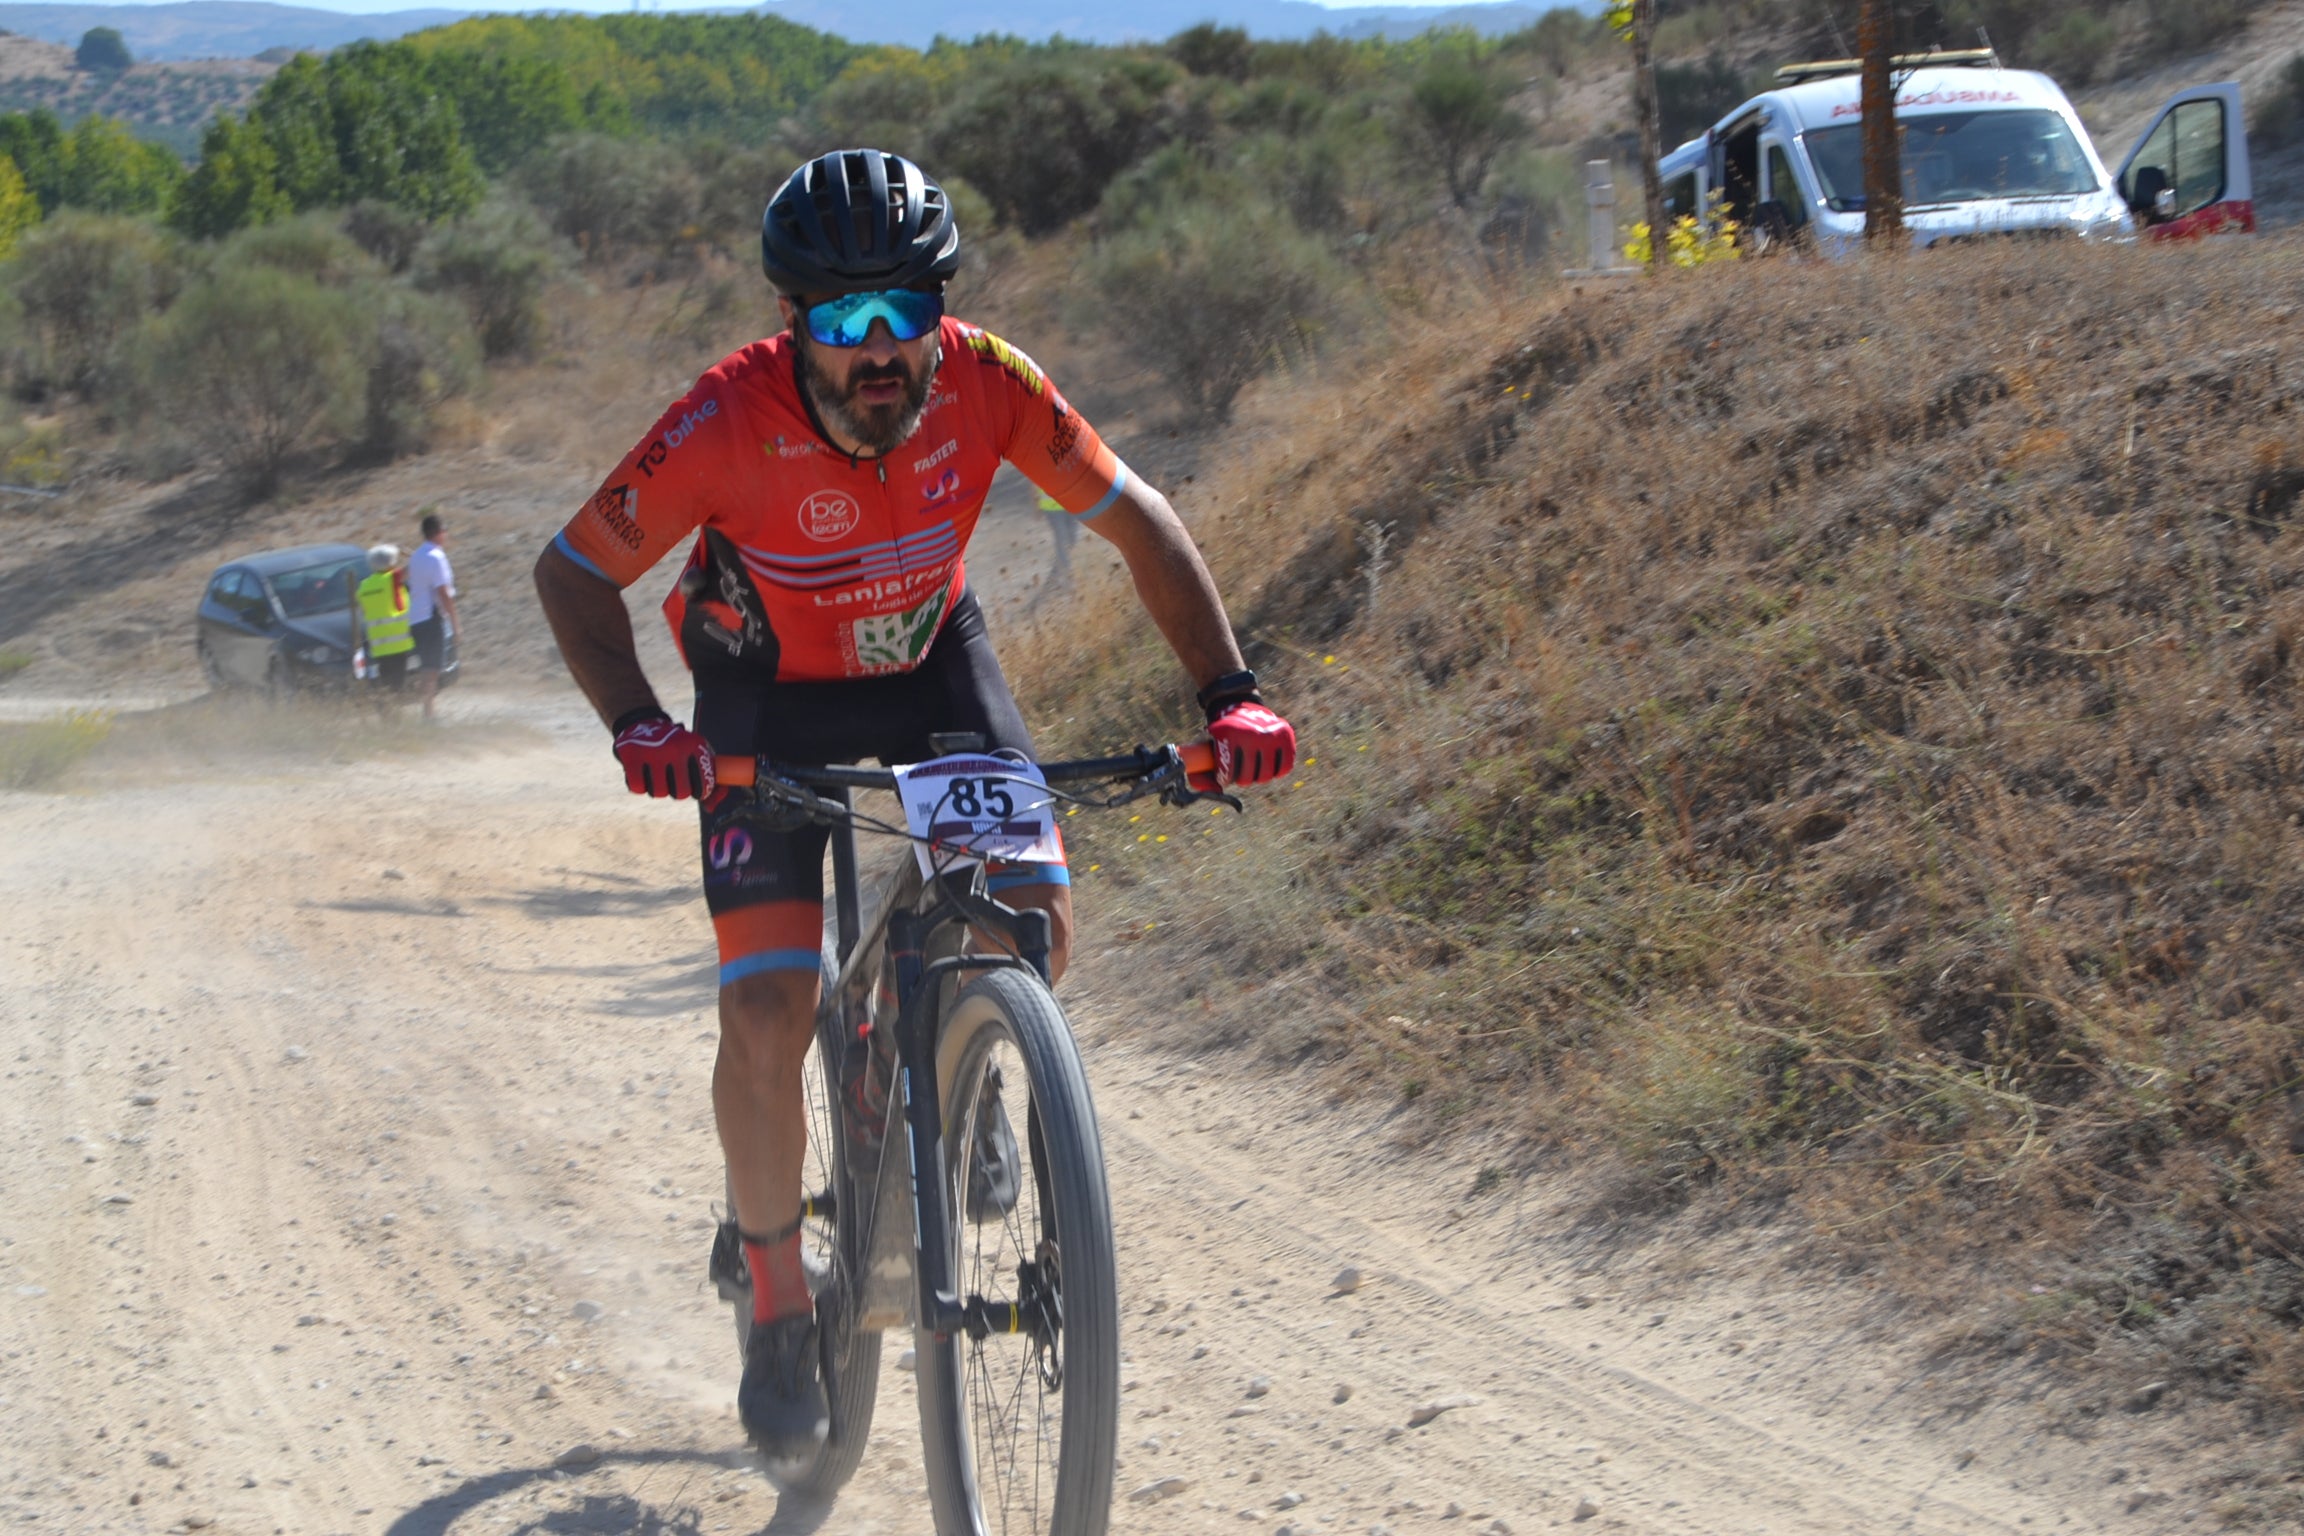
[1759,138,1813,248]
[2116,82,2253,240]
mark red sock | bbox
[743,1229,811,1323]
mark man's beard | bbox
[799,331,941,455]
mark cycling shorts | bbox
[694,587,1068,987]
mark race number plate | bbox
[892,753,1062,877]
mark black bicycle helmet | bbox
[761,149,961,296]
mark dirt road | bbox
[0,706,2200,1535]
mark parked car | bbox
[1654,49,2251,255]
[196,543,458,698]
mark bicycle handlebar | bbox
[712,741,1218,792]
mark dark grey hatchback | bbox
[196,542,459,697]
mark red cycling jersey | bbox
[553,318,1128,682]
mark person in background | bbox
[406,510,459,722]
[355,543,414,707]
[1037,490,1078,584]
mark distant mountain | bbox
[0,3,468,61]
[0,0,1575,63]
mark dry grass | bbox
[1013,236,2304,1464]
[0,709,111,788]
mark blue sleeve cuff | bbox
[1075,462,1129,522]
[553,531,613,583]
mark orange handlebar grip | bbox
[715,755,756,788]
[1180,741,1218,777]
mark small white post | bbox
[1586,159,1617,271]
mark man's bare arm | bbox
[1082,479,1246,690]
[534,543,662,728]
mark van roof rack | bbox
[1773,47,1999,86]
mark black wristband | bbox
[1197,668,1262,723]
[610,705,671,737]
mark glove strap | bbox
[1196,668,1262,724]
[611,705,671,736]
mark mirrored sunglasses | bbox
[802,288,944,348]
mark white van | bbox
[1655,50,2253,254]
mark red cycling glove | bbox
[1197,700,1297,791]
[612,710,714,800]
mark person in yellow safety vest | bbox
[357,544,415,696]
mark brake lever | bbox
[1161,780,1244,813]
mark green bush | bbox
[342,199,427,274]
[1086,197,1337,421]
[1655,53,1748,148]
[221,212,378,287]
[75,27,131,74]
[142,262,365,493]
[5,212,174,398]
[517,133,697,261]
[1169,23,1254,81]
[1402,49,1527,210]
[2142,0,2247,55]
[359,285,478,460]
[415,199,563,358]
[931,55,1177,234]
[2029,10,2117,87]
[688,139,797,249]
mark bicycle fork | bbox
[886,891,1054,1343]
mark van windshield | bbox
[1805,109,2099,210]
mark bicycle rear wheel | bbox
[716,955,883,1495]
[917,969,1119,1536]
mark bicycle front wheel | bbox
[917,968,1119,1536]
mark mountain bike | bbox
[703,734,1229,1536]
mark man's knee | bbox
[996,883,1073,980]
[719,968,819,1067]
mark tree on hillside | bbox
[932,55,1176,234]
[1403,47,1525,211]
[1859,0,1903,239]
[75,27,130,74]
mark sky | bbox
[64,0,1514,12]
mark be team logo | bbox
[799,489,862,542]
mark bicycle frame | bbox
[716,743,1221,1343]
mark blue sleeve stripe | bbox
[1076,462,1129,522]
[988,864,1070,892]
[554,531,613,583]
[719,949,824,987]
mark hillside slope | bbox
[1013,236,2304,1509]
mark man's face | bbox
[783,296,941,456]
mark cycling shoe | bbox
[738,1311,829,1476]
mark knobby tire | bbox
[917,969,1120,1536]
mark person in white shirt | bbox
[405,510,459,721]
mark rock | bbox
[2124,1380,2169,1413]
[296,1314,321,1327]
[1246,1376,1271,1399]
[1371,1524,1394,1535]
[1407,1394,1477,1427]
[1129,1476,1190,1504]
[146,1451,174,1468]
[1332,1382,1353,1404]
[1572,1496,1599,1522]
[379,1213,398,1227]
[1192,1344,1210,1360]
[1139,1435,1163,1451]
[183,1516,213,1530]
[554,1444,601,1469]
[1227,1405,1265,1419]
[1444,1503,1465,1519]
[897,1347,917,1372]
[101,1192,133,1205]
[1485,1522,1514,1535]
[1238,1510,1263,1521]
[130,1094,158,1107]
[1276,1491,1305,1509]
[2123,1489,2169,1514]
[534,1383,555,1401]
[571,1300,605,1322]
[1331,1267,1364,1295]
[284,1046,308,1063]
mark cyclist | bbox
[532,147,1297,1471]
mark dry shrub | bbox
[1013,237,2304,1442]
